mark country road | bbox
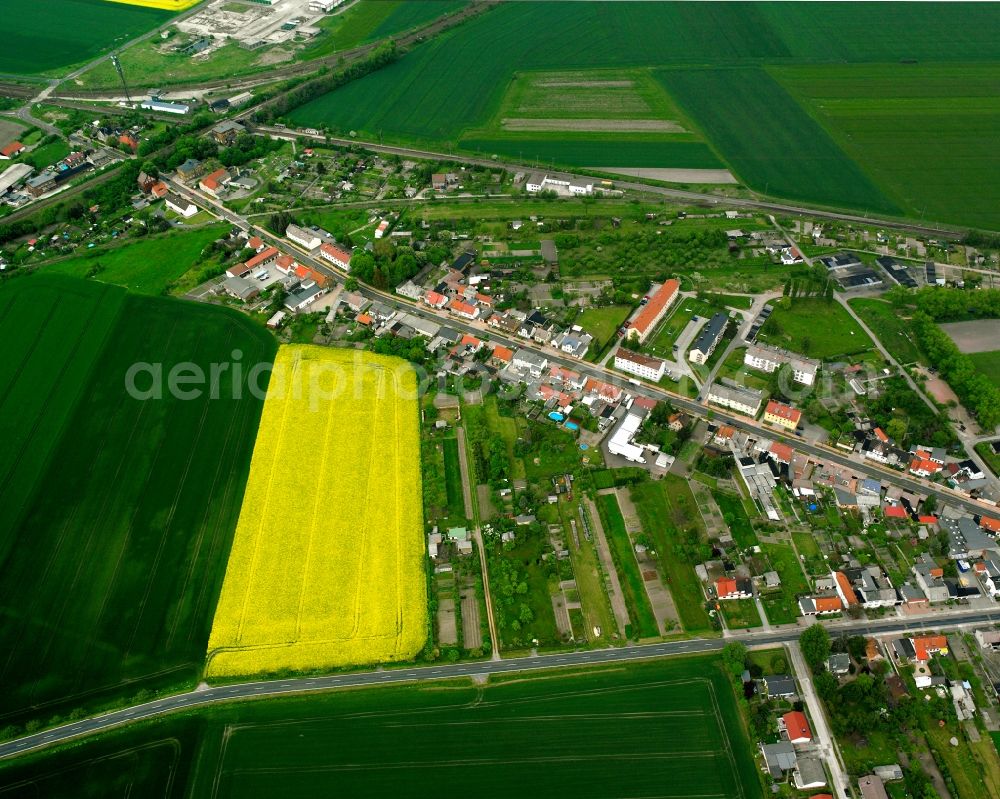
[2,607,998,762]
[164,175,1000,521]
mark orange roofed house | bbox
[764,400,802,431]
[626,279,680,343]
[781,711,812,744]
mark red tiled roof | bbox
[814,596,843,613]
[918,515,938,525]
[873,427,889,442]
[460,333,482,348]
[492,345,513,362]
[630,279,680,335]
[912,635,947,662]
[715,577,738,597]
[150,182,168,198]
[319,242,352,264]
[584,377,621,401]
[616,347,665,369]
[765,400,802,424]
[770,442,794,463]
[1,141,24,157]
[245,246,278,269]
[716,425,735,440]
[884,505,907,519]
[356,313,372,325]
[782,711,812,742]
[248,236,264,250]
[834,570,859,606]
[449,299,476,316]
[424,291,447,306]
[981,517,1000,534]
[910,458,941,474]
[632,396,657,411]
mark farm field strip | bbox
[0,276,275,726]
[1,0,174,75]
[207,346,427,677]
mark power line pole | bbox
[110,54,132,105]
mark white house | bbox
[164,192,197,218]
[614,348,666,382]
[743,343,819,386]
[608,412,647,463]
[512,349,549,378]
[707,383,763,417]
[319,242,352,271]
[285,223,321,250]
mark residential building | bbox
[175,158,203,182]
[512,349,549,378]
[424,290,448,309]
[286,223,321,250]
[284,282,326,312]
[858,776,889,799]
[209,120,246,145]
[199,167,231,197]
[164,193,197,218]
[820,253,863,271]
[764,400,802,431]
[319,242,352,271]
[688,312,729,364]
[608,412,647,463]
[781,711,812,744]
[221,276,259,301]
[798,595,843,616]
[448,298,480,320]
[827,653,851,675]
[25,172,56,197]
[626,279,680,343]
[707,382,763,417]
[615,348,666,382]
[0,141,26,159]
[744,343,819,385]
[715,576,752,599]
[760,741,797,779]
[793,758,827,791]
[245,246,279,273]
[762,674,796,699]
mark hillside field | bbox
[206,346,427,678]
[285,1,1000,227]
[0,657,761,799]
[1,0,173,75]
[0,274,275,727]
[757,297,873,361]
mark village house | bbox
[615,348,666,382]
[763,400,802,431]
[626,279,680,343]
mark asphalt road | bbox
[2,607,998,762]
[165,175,999,521]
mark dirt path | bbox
[583,496,630,637]
[454,427,475,520]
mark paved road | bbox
[164,175,1000,521]
[2,607,998,761]
[788,640,850,799]
[254,125,968,240]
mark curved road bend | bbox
[1,608,998,761]
[164,176,999,520]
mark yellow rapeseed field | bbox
[104,0,202,10]
[206,345,427,677]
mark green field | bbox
[575,304,632,353]
[0,274,275,728]
[283,2,1000,227]
[849,297,926,365]
[757,297,872,360]
[719,600,762,630]
[658,66,897,214]
[2,0,173,75]
[0,657,762,798]
[970,351,1000,388]
[630,477,712,632]
[43,225,227,295]
[760,543,810,626]
[595,493,659,638]
[776,63,1000,230]
[712,490,758,549]
[441,436,466,519]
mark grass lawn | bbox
[0,657,762,799]
[760,543,810,625]
[442,437,466,520]
[645,297,727,360]
[630,477,712,632]
[23,138,70,170]
[575,304,632,354]
[559,501,616,643]
[42,225,227,295]
[719,600,762,630]
[976,443,1000,478]
[970,350,1000,388]
[757,297,872,360]
[849,298,926,365]
[713,490,758,548]
[0,274,275,727]
[704,292,754,310]
[595,493,659,639]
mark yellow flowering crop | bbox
[206,345,427,678]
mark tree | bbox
[722,641,748,677]
[800,623,831,673]
[885,417,908,445]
